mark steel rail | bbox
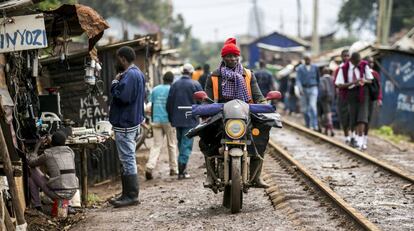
[282,119,414,183]
[268,140,381,231]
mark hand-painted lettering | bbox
[6,32,17,47]
[25,30,33,45]
[16,29,26,46]
[32,29,42,45]
[0,34,3,49]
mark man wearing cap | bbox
[166,63,203,179]
[204,38,269,188]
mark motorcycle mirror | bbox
[266,91,282,100]
[193,91,209,102]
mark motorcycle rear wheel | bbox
[135,126,148,151]
[230,156,242,213]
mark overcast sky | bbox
[172,0,345,42]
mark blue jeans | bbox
[301,86,319,129]
[115,129,139,175]
[176,127,194,165]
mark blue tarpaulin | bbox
[191,104,276,117]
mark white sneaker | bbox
[361,144,367,150]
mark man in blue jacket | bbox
[109,46,145,207]
[166,63,203,179]
[296,56,320,130]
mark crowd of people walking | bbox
[282,49,382,151]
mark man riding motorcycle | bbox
[203,37,270,188]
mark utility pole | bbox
[377,0,393,45]
[311,0,319,55]
[280,10,284,33]
[297,0,302,37]
[252,0,263,37]
[383,0,393,45]
[376,0,385,44]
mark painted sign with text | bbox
[0,14,48,53]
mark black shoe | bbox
[350,138,358,148]
[113,174,139,208]
[145,170,153,180]
[109,175,127,205]
[68,206,77,215]
[178,163,190,180]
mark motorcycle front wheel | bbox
[230,156,242,213]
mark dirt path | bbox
[72,139,296,231]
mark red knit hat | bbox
[221,38,240,57]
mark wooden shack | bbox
[39,36,161,184]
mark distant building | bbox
[99,17,160,44]
[241,31,310,68]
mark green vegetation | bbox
[371,126,411,144]
[87,193,102,204]
[37,0,76,10]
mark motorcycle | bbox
[181,91,283,213]
[135,114,153,151]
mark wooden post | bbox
[14,176,26,211]
[81,147,88,206]
[0,190,16,231]
[0,117,26,227]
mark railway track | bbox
[282,119,414,182]
[265,120,414,231]
[263,142,376,231]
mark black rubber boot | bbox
[109,175,127,205]
[113,174,139,208]
[250,158,269,188]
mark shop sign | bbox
[0,14,48,53]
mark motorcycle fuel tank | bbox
[223,100,249,120]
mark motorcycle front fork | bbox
[203,144,249,192]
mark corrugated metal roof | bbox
[393,27,414,52]
[257,43,306,52]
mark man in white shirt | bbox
[335,52,373,150]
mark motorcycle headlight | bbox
[225,119,246,139]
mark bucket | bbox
[51,199,69,218]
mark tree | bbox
[37,0,76,10]
[338,0,414,35]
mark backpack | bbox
[369,76,380,101]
